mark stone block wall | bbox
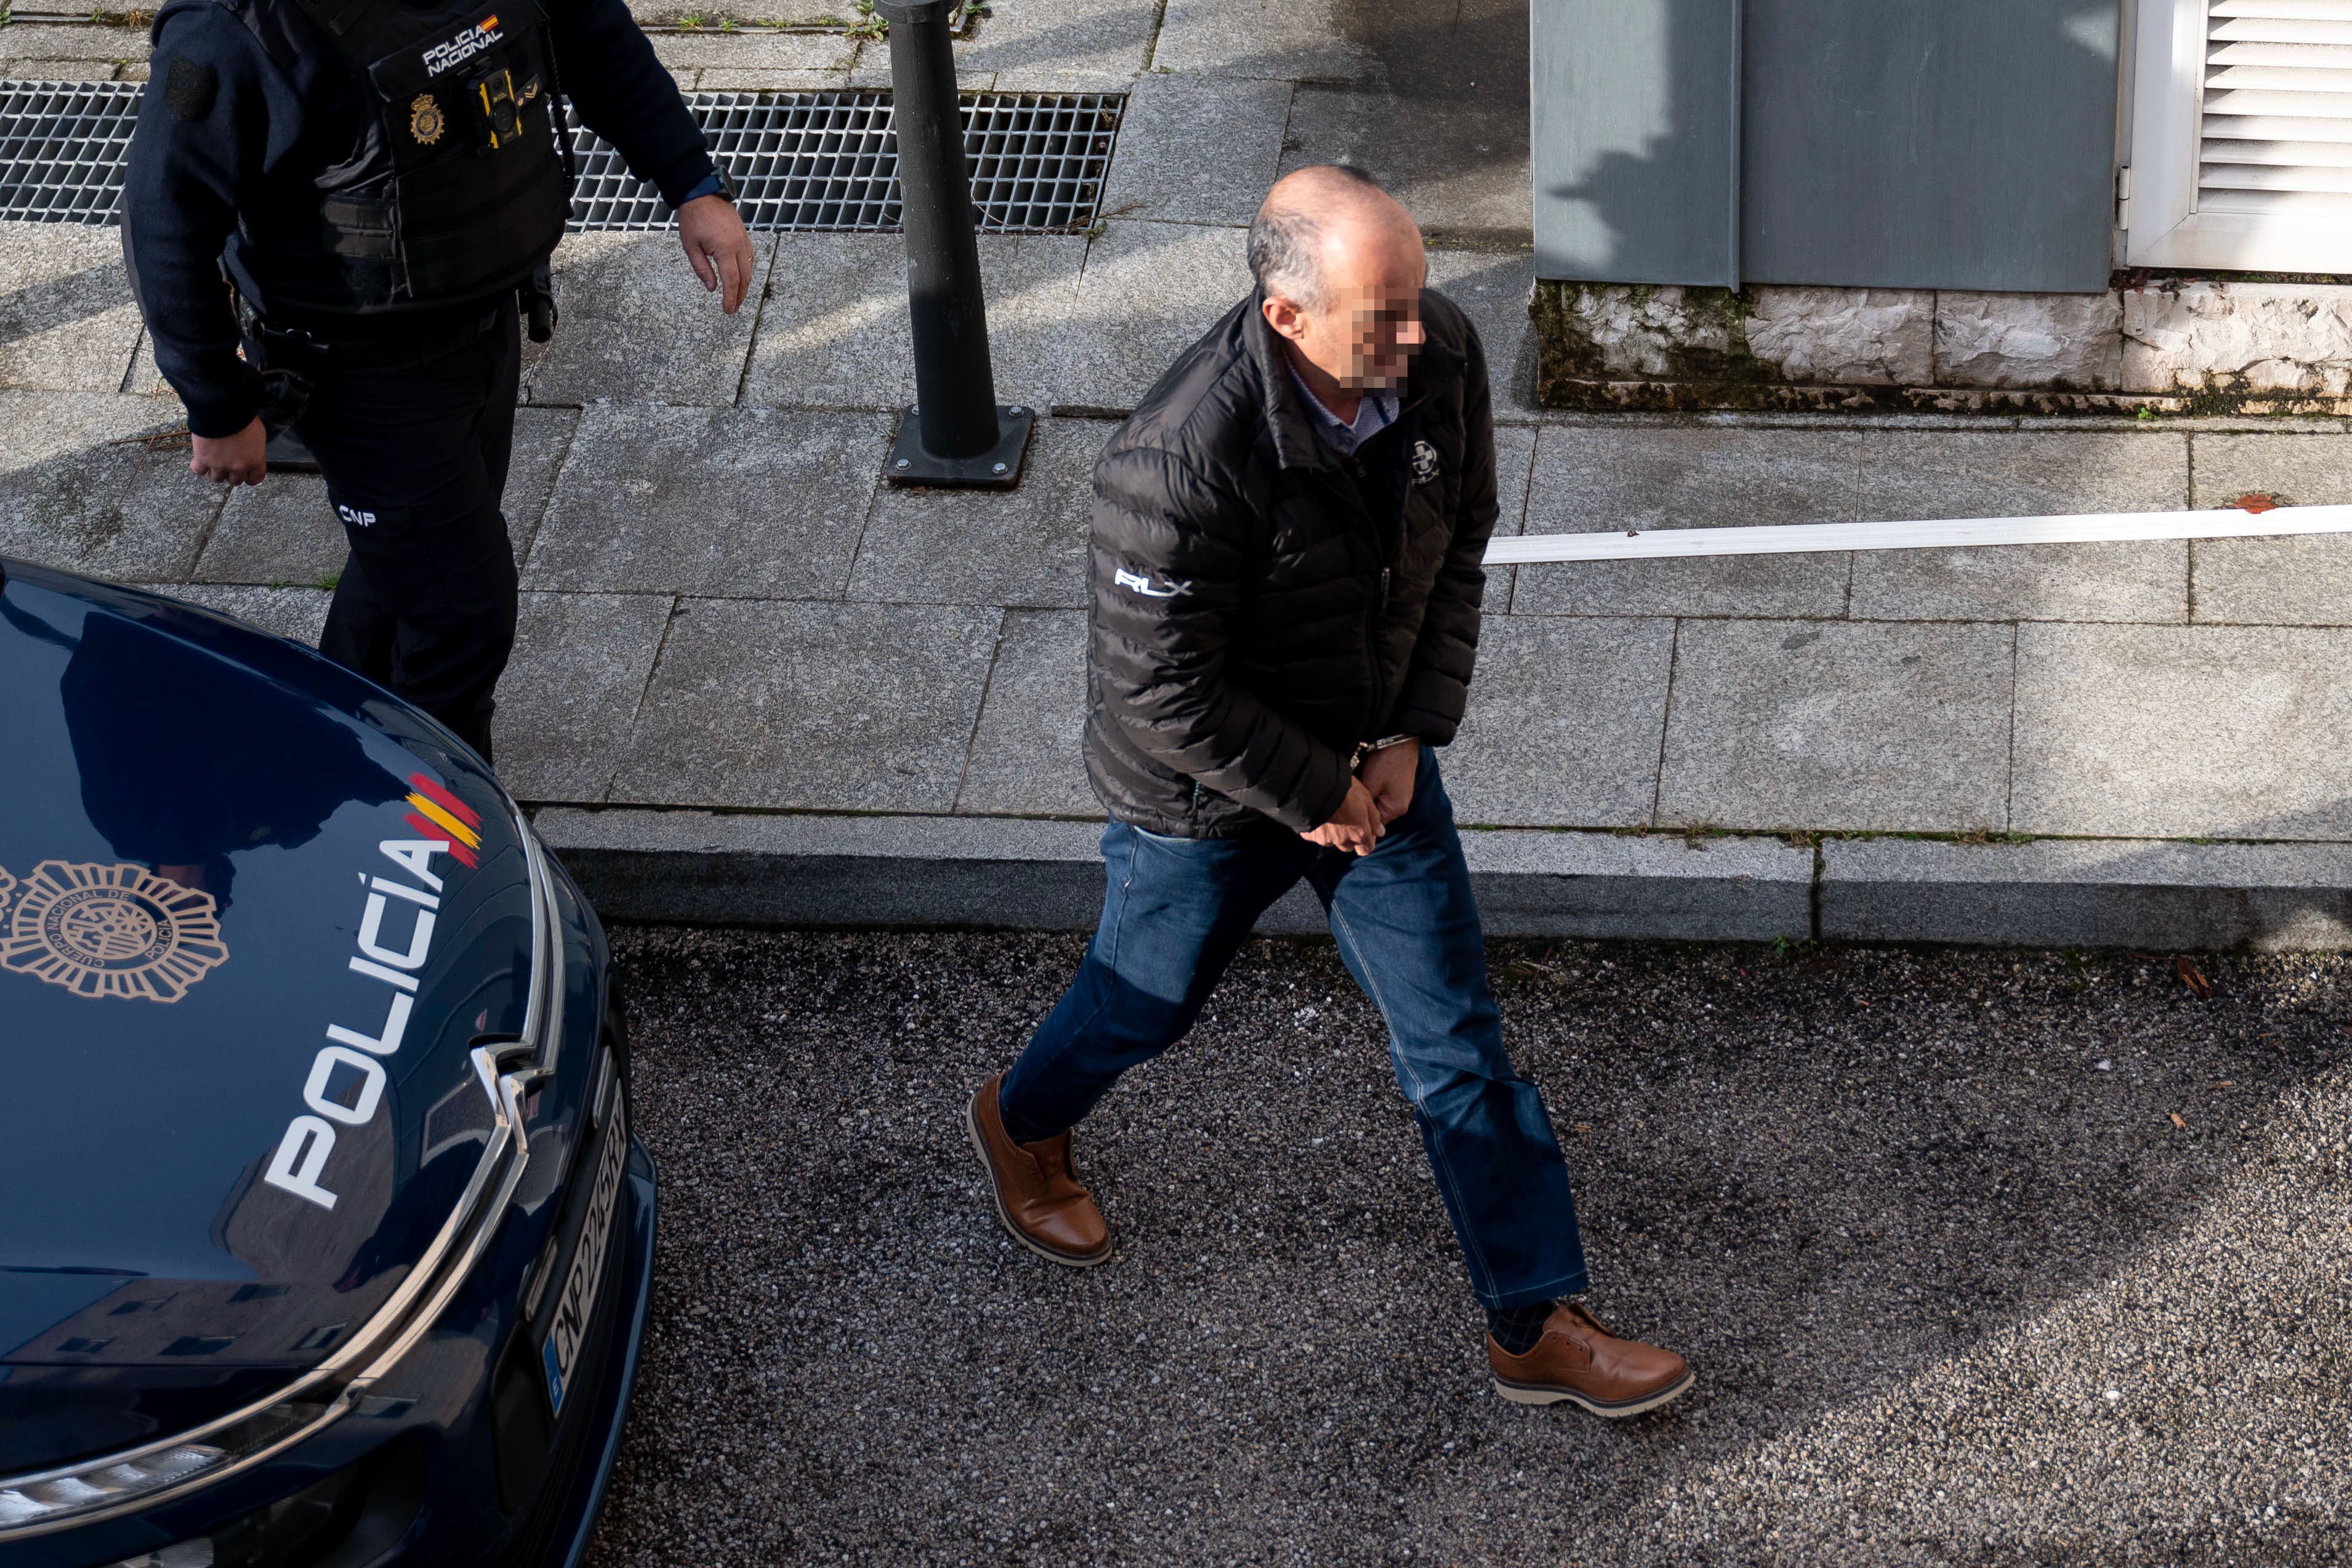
[1533,279,2352,416]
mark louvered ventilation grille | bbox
[2199,0,2352,215]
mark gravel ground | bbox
[581,930,2352,1567]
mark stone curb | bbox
[535,809,2352,950]
[531,808,1816,939]
[1821,838,2352,951]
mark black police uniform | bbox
[124,0,721,760]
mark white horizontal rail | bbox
[1484,504,2352,565]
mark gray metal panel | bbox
[1739,0,2121,293]
[1531,0,1742,286]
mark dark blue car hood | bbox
[0,563,536,1393]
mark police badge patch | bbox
[410,93,445,145]
[1411,438,1441,485]
[0,861,228,1003]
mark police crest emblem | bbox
[410,93,445,145]
[1411,438,1441,486]
[0,861,228,1003]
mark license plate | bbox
[540,1094,627,1417]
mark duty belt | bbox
[233,292,509,435]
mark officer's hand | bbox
[1358,738,1420,824]
[678,193,755,315]
[1303,778,1383,857]
[191,417,268,486]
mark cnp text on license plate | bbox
[541,1095,627,1416]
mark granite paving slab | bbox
[961,0,1159,88]
[169,583,333,646]
[0,24,148,62]
[0,395,222,582]
[493,592,677,803]
[2189,432,2352,627]
[0,226,144,394]
[123,332,171,399]
[1489,423,1534,533]
[1659,618,2016,833]
[741,233,1085,411]
[525,231,781,409]
[610,598,1003,811]
[1053,221,1252,412]
[693,67,852,89]
[199,408,580,585]
[498,408,585,566]
[1510,426,1859,619]
[196,475,346,588]
[524,403,884,596]
[2012,623,2352,841]
[1424,247,1540,420]
[624,0,847,23]
[648,30,858,70]
[1849,429,2189,624]
[1,58,130,79]
[849,415,1104,607]
[1278,87,1531,245]
[957,607,1095,816]
[1441,614,1675,828]
[1097,74,1293,227]
[1150,0,1371,81]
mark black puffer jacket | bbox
[1084,286,1497,838]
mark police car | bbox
[0,558,654,1568]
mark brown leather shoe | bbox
[965,1073,1113,1268]
[1488,1300,1693,1417]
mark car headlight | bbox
[94,1433,425,1568]
[0,814,563,1542]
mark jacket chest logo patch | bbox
[1114,566,1186,599]
[1411,439,1441,486]
[409,93,445,145]
[0,861,228,1003]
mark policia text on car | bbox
[123,0,755,761]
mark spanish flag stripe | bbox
[406,793,482,848]
[404,812,480,867]
[406,771,483,829]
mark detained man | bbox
[963,166,1693,1415]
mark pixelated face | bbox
[1314,278,1425,390]
[1278,220,1427,392]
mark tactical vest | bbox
[258,0,571,310]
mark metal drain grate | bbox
[569,90,1123,233]
[0,80,141,223]
[0,82,1122,233]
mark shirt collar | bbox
[1286,362,1400,457]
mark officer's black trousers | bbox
[304,299,522,763]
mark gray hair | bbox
[1247,164,1386,309]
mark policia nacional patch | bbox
[409,92,445,145]
[163,55,217,122]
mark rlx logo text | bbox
[262,838,450,1210]
[423,15,501,76]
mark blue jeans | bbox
[999,748,1589,1309]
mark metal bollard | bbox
[877,0,1033,488]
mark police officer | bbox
[124,0,754,762]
